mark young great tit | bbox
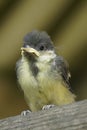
[16,30,76,112]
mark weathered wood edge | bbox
[0,100,87,130]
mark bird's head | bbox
[21,30,56,63]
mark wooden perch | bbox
[0,100,87,130]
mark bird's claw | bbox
[21,110,31,116]
[42,104,55,110]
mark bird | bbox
[16,30,76,112]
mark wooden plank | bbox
[0,100,87,130]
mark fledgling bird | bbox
[16,30,76,112]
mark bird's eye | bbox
[39,45,45,51]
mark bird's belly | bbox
[17,60,75,112]
[20,72,58,111]
[20,75,75,112]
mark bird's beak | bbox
[21,47,40,57]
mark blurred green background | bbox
[0,0,87,119]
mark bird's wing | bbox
[54,56,72,92]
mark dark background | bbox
[0,0,87,119]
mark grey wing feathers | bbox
[54,56,72,91]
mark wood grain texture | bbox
[0,100,87,130]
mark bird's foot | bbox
[21,110,31,116]
[42,104,56,110]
